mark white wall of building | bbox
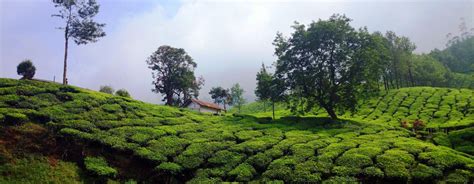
[186,102,219,114]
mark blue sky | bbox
[1,0,473,104]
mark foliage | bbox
[230,83,246,113]
[99,85,114,94]
[209,86,230,110]
[0,155,84,184]
[115,89,131,98]
[52,0,106,84]
[16,60,36,80]
[84,156,117,177]
[146,45,202,106]
[273,14,380,119]
[0,78,473,183]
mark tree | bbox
[230,83,246,113]
[209,87,231,111]
[383,31,416,89]
[146,45,202,106]
[255,63,286,119]
[273,14,374,119]
[52,0,106,85]
[99,85,114,94]
[268,74,286,120]
[115,89,131,98]
[17,60,36,80]
[411,54,449,87]
[255,63,272,111]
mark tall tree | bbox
[274,14,373,119]
[384,31,416,89]
[52,0,106,85]
[268,74,286,120]
[209,87,231,111]
[255,63,272,111]
[230,83,246,113]
[255,63,286,119]
[146,45,201,106]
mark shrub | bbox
[134,147,166,162]
[147,136,189,157]
[331,166,361,176]
[235,130,263,141]
[444,169,472,183]
[247,152,273,170]
[99,85,114,94]
[322,176,358,184]
[376,149,414,181]
[101,104,122,113]
[262,157,295,181]
[174,154,204,169]
[363,166,384,178]
[208,150,243,167]
[343,147,382,158]
[335,154,372,168]
[412,119,425,131]
[115,89,131,98]
[432,133,451,147]
[4,113,28,125]
[84,156,117,178]
[411,163,442,182]
[228,163,256,181]
[17,60,36,79]
[418,148,473,170]
[156,162,182,175]
[293,161,322,182]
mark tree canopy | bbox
[146,45,202,107]
[17,60,36,80]
[230,83,246,113]
[209,87,230,111]
[52,0,106,84]
[273,14,377,119]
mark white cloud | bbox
[1,0,472,104]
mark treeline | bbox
[256,14,474,120]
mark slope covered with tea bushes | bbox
[0,78,473,183]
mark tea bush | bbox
[0,78,473,183]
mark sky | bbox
[1,0,473,104]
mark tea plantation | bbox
[0,78,473,183]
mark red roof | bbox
[191,99,223,110]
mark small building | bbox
[186,99,223,114]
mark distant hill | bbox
[0,78,473,183]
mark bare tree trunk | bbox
[63,27,69,85]
[323,105,338,120]
[165,91,173,106]
[272,101,275,120]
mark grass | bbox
[0,78,473,183]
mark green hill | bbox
[236,87,473,128]
[1,78,473,183]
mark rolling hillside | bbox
[0,78,473,183]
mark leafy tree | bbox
[52,0,106,85]
[273,14,375,119]
[411,55,449,87]
[268,74,286,119]
[255,63,272,111]
[255,63,287,119]
[209,86,231,111]
[115,89,131,98]
[99,85,114,94]
[230,83,246,113]
[17,60,36,80]
[383,31,416,89]
[146,45,202,106]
